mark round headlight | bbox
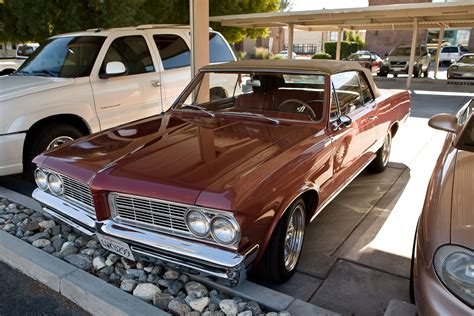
[185,209,210,237]
[434,245,474,308]
[47,173,64,195]
[34,168,49,191]
[211,217,239,245]
[451,65,459,71]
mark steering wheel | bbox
[277,99,317,120]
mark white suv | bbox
[0,25,235,177]
[439,45,468,65]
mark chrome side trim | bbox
[310,155,376,223]
[97,219,246,268]
[32,188,96,236]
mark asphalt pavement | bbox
[0,261,88,316]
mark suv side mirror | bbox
[105,61,126,77]
[428,113,459,133]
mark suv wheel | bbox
[414,66,422,78]
[24,124,84,180]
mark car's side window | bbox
[332,71,363,115]
[329,84,339,121]
[153,34,191,70]
[101,36,154,76]
[359,73,374,104]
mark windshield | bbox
[16,36,105,78]
[349,53,371,61]
[458,55,474,64]
[390,46,420,56]
[173,71,326,122]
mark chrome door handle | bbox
[151,80,161,87]
[367,115,378,121]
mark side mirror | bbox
[105,61,126,77]
[428,113,459,133]
[332,114,352,131]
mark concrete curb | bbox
[0,187,339,315]
[0,230,169,316]
[189,274,339,315]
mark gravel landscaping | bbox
[0,197,291,316]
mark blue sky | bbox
[290,0,369,11]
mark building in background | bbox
[365,0,473,55]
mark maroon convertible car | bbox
[32,60,410,284]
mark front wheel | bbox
[368,131,392,173]
[253,198,306,283]
[24,124,84,180]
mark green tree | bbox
[1,0,281,44]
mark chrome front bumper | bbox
[32,188,96,236]
[96,219,259,284]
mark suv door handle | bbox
[367,115,378,121]
[151,80,161,88]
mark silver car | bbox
[448,54,474,80]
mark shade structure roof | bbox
[210,2,474,31]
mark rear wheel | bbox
[23,124,83,180]
[368,131,391,173]
[254,198,306,283]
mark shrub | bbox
[311,52,332,59]
[324,41,361,60]
[249,47,271,60]
[235,51,247,60]
[271,54,285,60]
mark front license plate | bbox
[97,233,135,261]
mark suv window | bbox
[154,33,235,70]
[153,34,191,70]
[442,46,459,53]
[359,73,374,104]
[102,36,154,76]
[420,46,427,56]
[209,32,234,63]
[332,71,363,115]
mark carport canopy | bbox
[210,2,474,88]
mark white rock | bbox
[238,311,253,316]
[220,299,239,316]
[106,253,120,266]
[93,256,106,271]
[61,241,75,252]
[189,296,210,312]
[32,239,51,248]
[132,283,161,301]
[278,312,291,316]
[39,220,56,230]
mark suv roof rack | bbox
[136,24,189,30]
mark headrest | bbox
[252,74,285,93]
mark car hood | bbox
[0,75,75,102]
[450,150,474,249]
[450,63,474,71]
[37,112,321,207]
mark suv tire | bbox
[24,124,84,180]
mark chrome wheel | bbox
[46,136,74,150]
[284,204,305,271]
[382,133,392,167]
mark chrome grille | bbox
[61,175,95,216]
[110,193,191,235]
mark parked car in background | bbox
[32,60,410,285]
[439,45,468,65]
[347,51,382,74]
[447,54,474,79]
[15,43,40,59]
[276,50,297,59]
[0,25,235,178]
[411,99,474,315]
[379,44,431,78]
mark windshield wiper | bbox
[221,111,280,124]
[179,104,215,117]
